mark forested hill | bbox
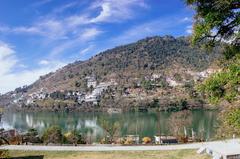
[15,36,221,93]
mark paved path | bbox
[0,139,239,152]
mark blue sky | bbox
[0,0,194,93]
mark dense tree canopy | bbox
[187,0,240,138]
[188,0,240,104]
[198,57,240,104]
[217,107,240,138]
[187,0,240,47]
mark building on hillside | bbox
[13,94,24,104]
[188,68,220,82]
[77,93,85,104]
[166,78,182,87]
[85,94,99,105]
[152,73,161,81]
[79,81,114,105]
[26,98,34,105]
[86,76,97,88]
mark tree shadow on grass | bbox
[4,156,44,159]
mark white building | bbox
[77,94,85,103]
[26,98,34,105]
[166,77,182,87]
[86,76,97,88]
[188,68,220,82]
[152,74,161,80]
[79,81,114,105]
[85,94,99,105]
[13,94,24,104]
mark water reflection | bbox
[0,110,218,142]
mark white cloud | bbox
[49,41,75,57]
[0,26,10,32]
[49,27,102,56]
[0,0,148,45]
[0,42,66,93]
[90,2,111,23]
[13,19,68,40]
[32,0,53,7]
[181,17,192,22]
[79,45,94,56]
[13,26,43,35]
[0,42,18,75]
[39,60,50,65]
[0,65,64,94]
[52,2,79,13]
[90,0,149,23]
[65,15,91,27]
[111,17,174,45]
[19,64,27,68]
[80,28,102,40]
[186,25,193,34]
[8,15,97,42]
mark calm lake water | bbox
[0,110,218,142]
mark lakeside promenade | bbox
[0,139,239,152]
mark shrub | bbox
[124,137,134,145]
[100,137,111,144]
[64,130,86,145]
[22,128,41,144]
[0,150,9,158]
[42,126,63,144]
[141,80,154,90]
[142,137,152,144]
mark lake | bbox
[0,110,218,142]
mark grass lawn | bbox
[5,150,210,159]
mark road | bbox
[0,139,239,152]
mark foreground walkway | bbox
[0,139,239,152]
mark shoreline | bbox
[2,104,217,113]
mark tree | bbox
[217,107,240,138]
[198,62,240,104]
[186,0,240,48]
[42,126,63,144]
[187,1,240,103]
[98,118,120,143]
[186,0,240,138]
[168,110,192,137]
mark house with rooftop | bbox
[85,94,99,105]
[86,76,97,88]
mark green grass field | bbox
[4,150,210,159]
